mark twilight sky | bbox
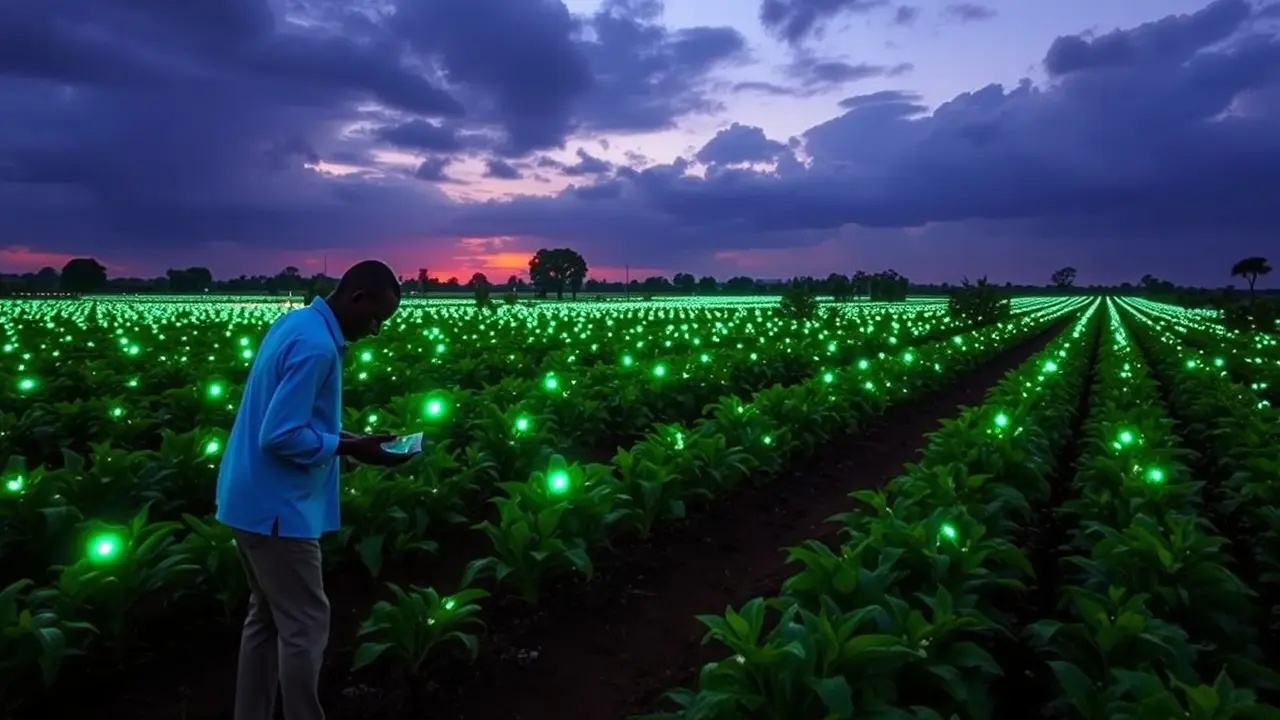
[1,0,1278,286]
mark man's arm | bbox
[258,343,342,467]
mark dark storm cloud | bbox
[413,156,458,182]
[695,123,789,165]
[838,89,924,109]
[1044,0,1251,76]
[434,1,1280,272]
[941,3,996,23]
[483,158,523,180]
[759,0,892,44]
[733,57,912,97]
[5,0,1280,282]
[0,0,752,258]
[561,148,614,176]
[892,5,919,26]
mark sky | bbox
[1,0,1278,287]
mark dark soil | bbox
[38,322,1067,720]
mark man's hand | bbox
[337,433,415,467]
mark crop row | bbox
[1027,300,1276,717]
[0,298,1081,710]
[0,299,1006,588]
[1122,297,1278,407]
[1118,299,1280,668]
[642,300,1102,718]
[642,298,1280,719]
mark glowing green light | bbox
[762,435,773,445]
[514,416,531,433]
[903,352,914,364]
[543,374,559,391]
[653,364,667,377]
[4,476,23,493]
[361,350,373,362]
[16,378,36,392]
[822,371,834,383]
[1044,360,1058,373]
[205,439,221,455]
[1213,357,1224,368]
[1117,430,1135,446]
[1145,467,1165,485]
[425,399,445,418]
[241,349,253,359]
[700,353,709,362]
[547,470,570,494]
[86,533,124,564]
[621,354,633,367]
[111,406,124,418]
[239,337,250,347]
[994,412,1009,429]
[939,523,959,542]
[857,359,869,370]
[207,382,225,399]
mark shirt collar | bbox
[310,296,347,351]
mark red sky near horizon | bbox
[0,244,672,285]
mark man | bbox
[216,260,412,720]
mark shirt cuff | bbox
[319,431,341,462]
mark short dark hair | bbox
[336,260,400,298]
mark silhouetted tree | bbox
[827,272,853,302]
[697,275,718,293]
[469,272,489,289]
[59,258,109,293]
[528,247,589,300]
[1230,256,1271,304]
[1051,266,1077,289]
[672,272,696,293]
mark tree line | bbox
[1,253,1272,315]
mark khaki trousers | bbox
[232,528,330,720]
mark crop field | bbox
[2,294,1278,719]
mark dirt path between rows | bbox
[422,322,1068,720]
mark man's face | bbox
[348,288,400,341]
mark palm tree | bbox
[1230,257,1272,304]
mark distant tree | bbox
[166,266,213,292]
[642,275,672,291]
[1051,266,1077,289]
[697,275,718,294]
[827,272,853,302]
[32,266,60,292]
[528,247,589,300]
[506,274,521,289]
[869,270,908,302]
[283,266,300,277]
[1230,256,1271,304]
[672,272,696,294]
[851,270,870,299]
[60,258,109,293]
[724,276,756,294]
[473,273,493,308]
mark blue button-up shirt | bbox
[216,297,346,539]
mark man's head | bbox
[326,260,401,342]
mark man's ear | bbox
[350,289,366,304]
